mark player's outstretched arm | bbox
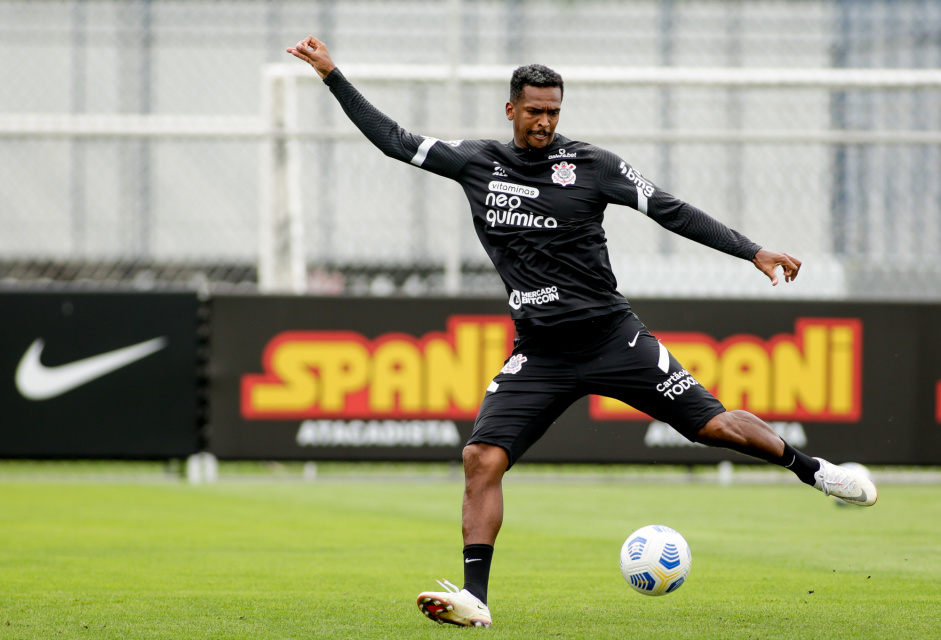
[286,36,336,80]
[751,248,801,286]
[285,36,482,180]
[285,35,419,164]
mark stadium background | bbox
[2,0,940,298]
[1,0,940,468]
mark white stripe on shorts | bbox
[657,341,670,373]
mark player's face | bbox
[506,85,562,150]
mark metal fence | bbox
[1,0,940,300]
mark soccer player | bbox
[287,36,878,628]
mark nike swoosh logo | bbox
[628,331,640,347]
[465,558,482,564]
[15,337,168,401]
[843,488,868,504]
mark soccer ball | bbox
[619,524,691,596]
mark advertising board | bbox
[209,296,941,464]
[0,292,200,458]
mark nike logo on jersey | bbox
[15,337,168,401]
[628,331,640,347]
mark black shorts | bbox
[468,309,726,468]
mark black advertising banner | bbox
[0,292,200,458]
[209,296,941,465]
[922,305,941,457]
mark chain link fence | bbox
[1,0,939,299]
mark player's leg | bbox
[462,442,508,546]
[587,311,876,506]
[694,409,786,460]
[417,350,580,627]
[694,410,876,505]
[417,443,506,627]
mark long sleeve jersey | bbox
[324,68,761,327]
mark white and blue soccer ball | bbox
[619,524,692,596]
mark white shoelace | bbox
[818,463,856,497]
[436,578,461,593]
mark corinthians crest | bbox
[551,161,576,186]
[500,354,528,375]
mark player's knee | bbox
[463,443,508,478]
[695,411,746,446]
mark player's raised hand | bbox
[751,248,801,286]
[286,36,336,80]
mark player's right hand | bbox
[286,36,337,80]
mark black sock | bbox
[776,441,820,486]
[462,544,494,605]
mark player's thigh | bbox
[469,354,580,468]
[612,376,725,441]
[587,319,724,440]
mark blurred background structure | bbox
[2,0,940,299]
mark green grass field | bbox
[1,467,938,639]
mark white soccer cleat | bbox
[813,458,878,506]
[417,579,492,628]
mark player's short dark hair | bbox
[510,64,564,103]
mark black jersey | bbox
[325,69,761,326]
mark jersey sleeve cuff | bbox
[323,67,344,86]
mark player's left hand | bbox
[752,249,801,286]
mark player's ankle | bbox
[776,442,819,485]
[462,543,494,605]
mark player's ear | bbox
[506,101,515,121]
